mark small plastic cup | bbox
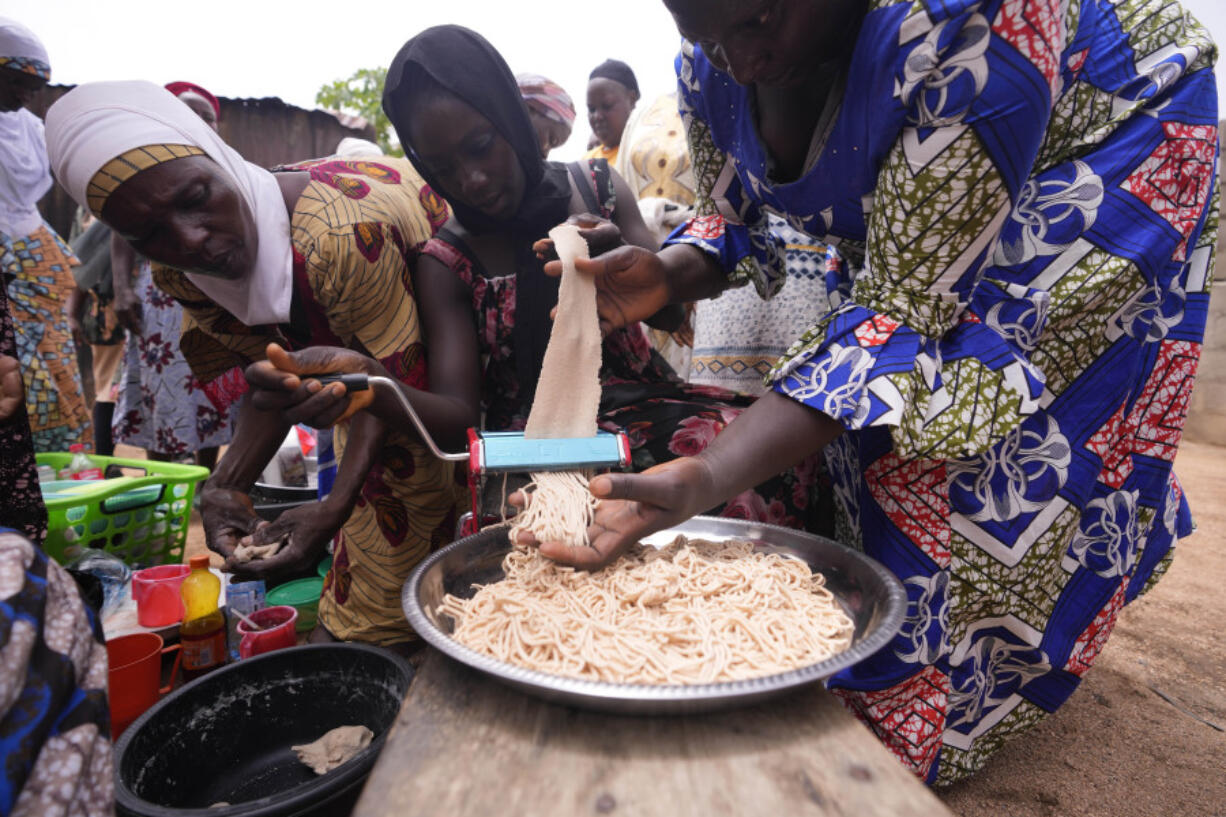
[132,564,191,627]
[237,605,299,659]
[107,632,180,739]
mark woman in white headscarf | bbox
[46,80,465,650]
[0,17,58,539]
[1,18,92,459]
[109,81,235,470]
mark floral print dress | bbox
[420,159,827,530]
[113,259,234,456]
[669,0,1218,784]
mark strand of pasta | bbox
[440,536,855,685]
[508,470,599,548]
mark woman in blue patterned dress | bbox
[525,0,1219,785]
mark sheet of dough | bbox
[524,225,600,440]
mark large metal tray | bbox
[403,516,906,714]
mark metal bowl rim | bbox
[403,517,906,703]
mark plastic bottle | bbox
[226,580,266,661]
[180,555,227,681]
[58,443,103,481]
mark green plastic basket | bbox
[36,454,210,567]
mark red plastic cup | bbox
[132,565,190,627]
[237,605,299,659]
[106,632,180,739]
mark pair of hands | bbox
[201,487,341,581]
[237,215,674,434]
[200,344,381,579]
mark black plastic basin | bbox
[115,643,411,817]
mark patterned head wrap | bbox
[0,17,50,81]
[45,80,293,326]
[85,144,205,216]
[589,59,638,96]
[516,73,576,127]
[165,81,221,120]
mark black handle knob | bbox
[311,373,371,392]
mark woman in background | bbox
[517,73,576,159]
[0,17,90,457]
[583,58,639,166]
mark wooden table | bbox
[354,651,953,817]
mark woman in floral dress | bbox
[112,256,233,464]
[530,0,1219,786]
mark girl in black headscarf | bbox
[256,25,827,532]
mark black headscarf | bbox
[589,59,639,95]
[384,25,573,401]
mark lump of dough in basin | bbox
[292,725,374,775]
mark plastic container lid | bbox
[189,555,210,570]
[267,577,324,607]
[317,555,332,578]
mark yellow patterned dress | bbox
[154,158,462,645]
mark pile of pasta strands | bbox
[439,536,855,684]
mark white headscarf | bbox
[0,17,52,238]
[45,80,292,326]
[0,16,48,65]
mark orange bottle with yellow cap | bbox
[180,555,226,681]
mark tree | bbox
[315,67,401,156]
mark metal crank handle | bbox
[312,373,468,463]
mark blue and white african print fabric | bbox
[668,0,1218,783]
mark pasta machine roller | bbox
[314,374,631,534]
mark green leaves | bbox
[315,67,403,157]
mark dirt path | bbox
[940,440,1226,817]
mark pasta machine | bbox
[315,374,631,535]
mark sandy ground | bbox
[165,442,1226,816]
[940,440,1226,817]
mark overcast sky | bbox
[12,0,1226,162]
